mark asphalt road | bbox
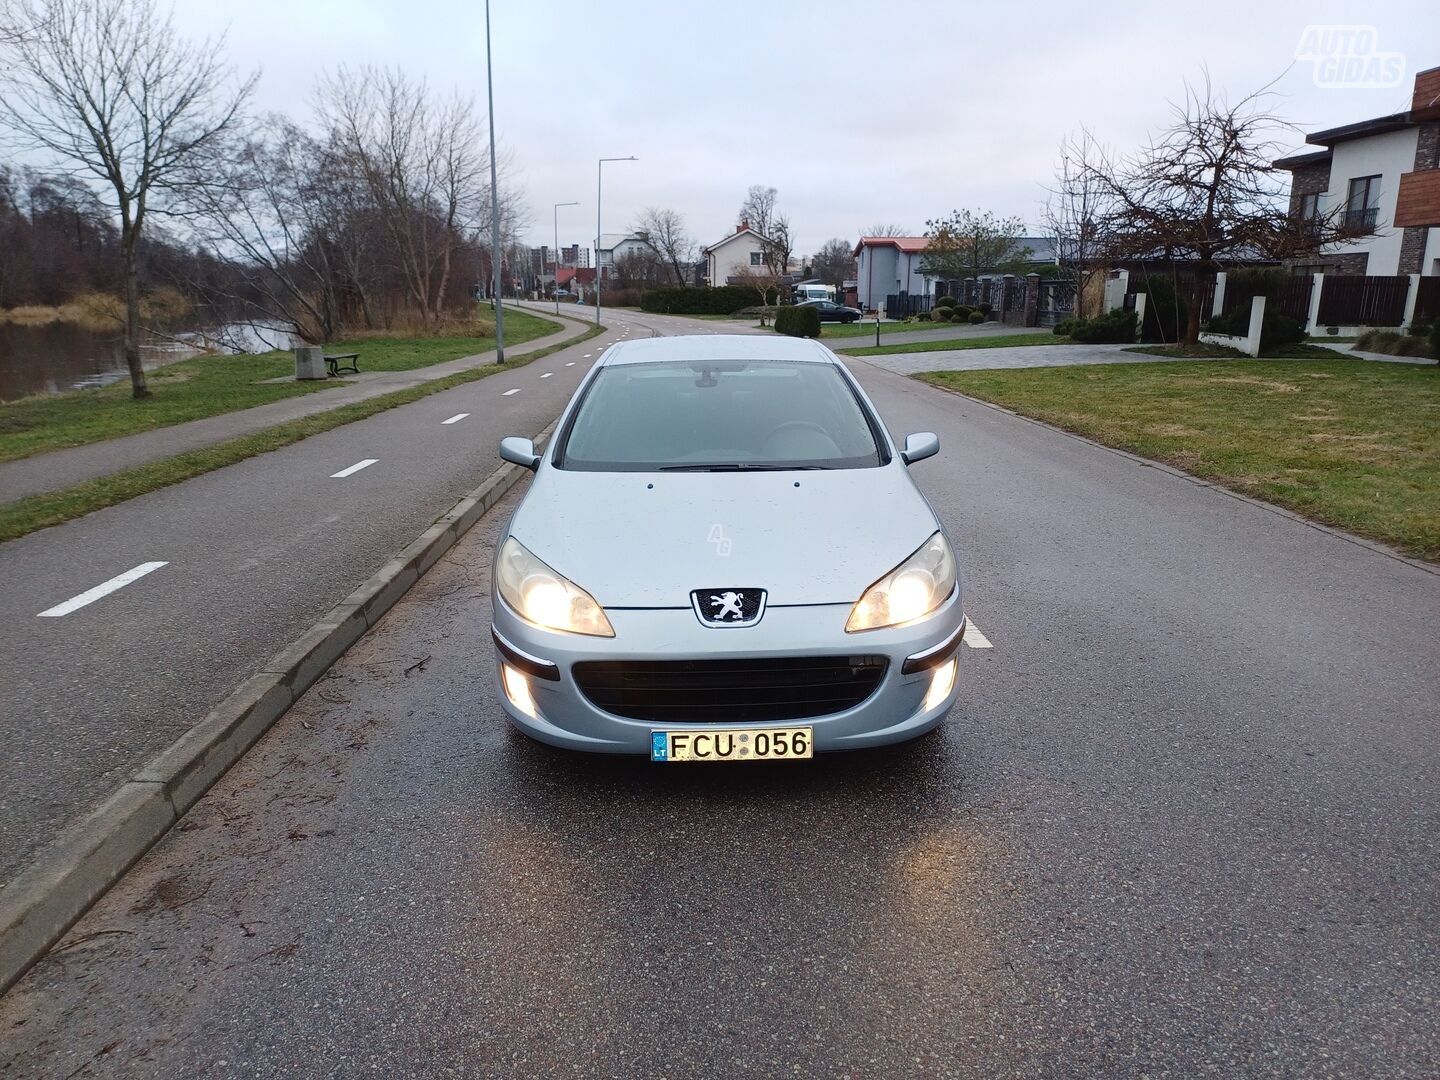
[0,314,642,885]
[2,310,1437,1077]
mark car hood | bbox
[507,466,940,607]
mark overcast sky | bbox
[176,1,1437,258]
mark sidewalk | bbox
[0,311,591,502]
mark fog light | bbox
[924,657,957,711]
[501,663,537,719]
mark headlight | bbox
[846,531,955,632]
[496,536,614,637]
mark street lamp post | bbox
[595,155,637,325]
[553,200,578,316]
[483,0,506,362]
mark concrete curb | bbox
[0,421,559,996]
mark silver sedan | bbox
[491,334,965,762]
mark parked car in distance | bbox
[491,334,963,762]
[797,299,863,323]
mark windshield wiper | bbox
[658,463,831,472]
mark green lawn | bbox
[1125,343,1351,360]
[841,332,1061,356]
[819,320,979,339]
[919,359,1440,560]
[0,323,605,541]
[0,308,559,464]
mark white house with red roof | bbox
[853,236,931,312]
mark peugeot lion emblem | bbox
[692,588,766,627]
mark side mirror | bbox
[900,431,939,466]
[499,436,540,471]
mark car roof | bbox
[598,334,836,366]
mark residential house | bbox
[853,235,1058,312]
[1274,64,1440,276]
[555,266,597,301]
[595,233,652,280]
[703,224,770,287]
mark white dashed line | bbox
[38,561,168,617]
[962,620,993,649]
[583,354,592,358]
[565,362,575,366]
[331,459,378,478]
[502,388,521,396]
[540,372,553,378]
[441,413,470,425]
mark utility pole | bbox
[484,0,505,362]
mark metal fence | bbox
[1316,275,1409,327]
[884,293,932,319]
[1037,282,1075,327]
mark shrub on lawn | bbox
[774,304,821,338]
[968,311,985,324]
[640,286,755,315]
[1356,329,1439,359]
[950,313,967,323]
[931,307,953,322]
[952,305,974,320]
[1138,276,1188,343]
[1068,309,1138,344]
[1210,306,1305,354]
[977,302,993,317]
[1053,318,1078,337]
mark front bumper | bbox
[490,590,964,755]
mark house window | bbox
[1345,175,1381,229]
[1297,192,1320,221]
[749,251,762,266]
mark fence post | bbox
[1024,273,1041,327]
[1133,293,1148,341]
[1104,269,1130,312]
[1212,271,1227,319]
[1305,273,1325,335]
[1243,295,1266,357]
[1401,273,1421,329]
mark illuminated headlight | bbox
[496,536,614,637]
[846,531,956,632]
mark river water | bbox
[0,320,298,402]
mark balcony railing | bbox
[1344,207,1379,231]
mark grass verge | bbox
[818,320,976,339]
[840,332,1062,356]
[0,323,605,544]
[0,309,560,464]
[919,358,1440,560]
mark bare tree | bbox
[738,184,778,238]
[0,0,254,396]
[730,264,782,323]
[1043,129,1116,318]
[1083,77,1372,343]
[861,223,911,237]
[316,66,510,325]
[810,238,855,288]
[762,212,793,281]
[634,207,694,286]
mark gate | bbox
[1316,275,1409,326]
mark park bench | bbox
[324,352,360,377]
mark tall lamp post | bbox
[483,0,506,362]
[595,155,637,325]
[553,200,578,315]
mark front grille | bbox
[571,655,888,723]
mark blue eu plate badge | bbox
[650,732,668,761]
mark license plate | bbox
[650,726,813,763]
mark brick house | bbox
[1274,64,1440,276]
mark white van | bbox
[792,283,835,303]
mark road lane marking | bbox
[565,361,575,366]
[540,372,552,378]
[441,413,470,425]
[331,459,378,478]
[502,388,521,396]
[582,354,592,358]
[962,620,993,649]
[38,562,168,617]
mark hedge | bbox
[774,304,821,338]
[640,286,756,315]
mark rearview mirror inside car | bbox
[499,436,540,471]
[901,432,939,466]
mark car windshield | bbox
[556,360,885,471]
